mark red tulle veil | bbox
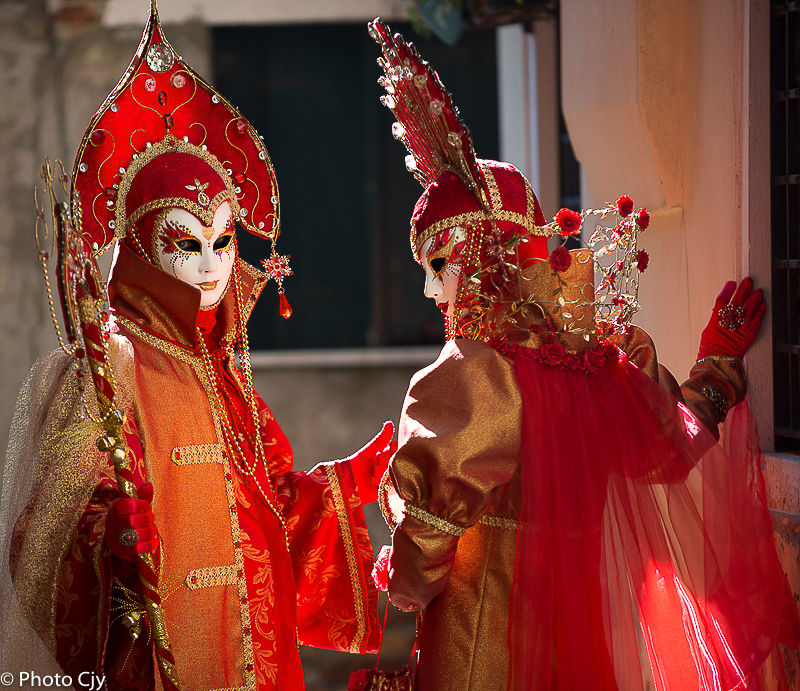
[508,346,799,690]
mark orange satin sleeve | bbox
[387,339,522,611]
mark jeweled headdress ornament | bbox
[71,0,291,307]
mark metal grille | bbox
[772,3,800,450]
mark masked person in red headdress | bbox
[0,7,392,690]
[368,19,800,691]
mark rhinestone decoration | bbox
[109,220,116,230]
[392,122,405,139]
[79,163,88,173]
[262,252,293,283]
[172,73,186,88]
[118,167,126,175]
[91,130,106,145]
[146,43,174,73]
[119,529,138,547]
[718,304,745,331]
[239,208,248,217]
[258,151,266,160]
[110,103,119,113]
[211,95,220,104]
[145,77,157,92]
[270,195,279,204]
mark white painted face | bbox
[418,226,466,322]
[156,201,235,308]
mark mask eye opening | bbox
[428,256,446,277]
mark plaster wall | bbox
[100,0,407,27]
[0,1,210,459]
[561,0,800,684]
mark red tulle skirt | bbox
[508,346,799,691]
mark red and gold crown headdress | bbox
[69,0,291,305]
[370,19,649,342]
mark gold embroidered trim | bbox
[171,444,224,465]
[412,210,549,254]
[411,166,548,253]
[695,356,743,367]
[115,134,241,239]
[184,563,238,590]
[128,190,234,229]
[483,165,504,213]
[404,503,466,537]
[220,260,267,346]
[478,514,518,531]
[190,351,255,690]
[325,463,368,654]
[115,315,199,364]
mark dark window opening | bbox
[213,23,498,350]
[771,2,800,451]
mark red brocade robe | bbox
[8,244,380,690]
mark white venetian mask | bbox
[418,225,466,322]
[156,201,236,308]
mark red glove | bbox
[347,421,397,505]
[371,544,392,592]
[106,482,159,561]
[696,277,766,360]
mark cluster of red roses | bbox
[548,195,651,275]
[493,335,621,374]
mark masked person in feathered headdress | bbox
[369,19,800,691]
[0,4,395,689]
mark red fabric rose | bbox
[637,207,650,230]
[637,250,649,272]
[603,340,620,363]
[617,195,634,217]
[585,347,607,373]
[372,544,391,592]
[541,341,566,366]
[549,246,572,272]
[348,668,370,691]
[562,352,581,370]
[555,208,582,236]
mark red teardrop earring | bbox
[261,242,293,319]
[279,291,292,319]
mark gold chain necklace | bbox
[196,265,290,550]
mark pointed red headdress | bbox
[71,0,280,257]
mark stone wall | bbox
[0,0,210,458]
